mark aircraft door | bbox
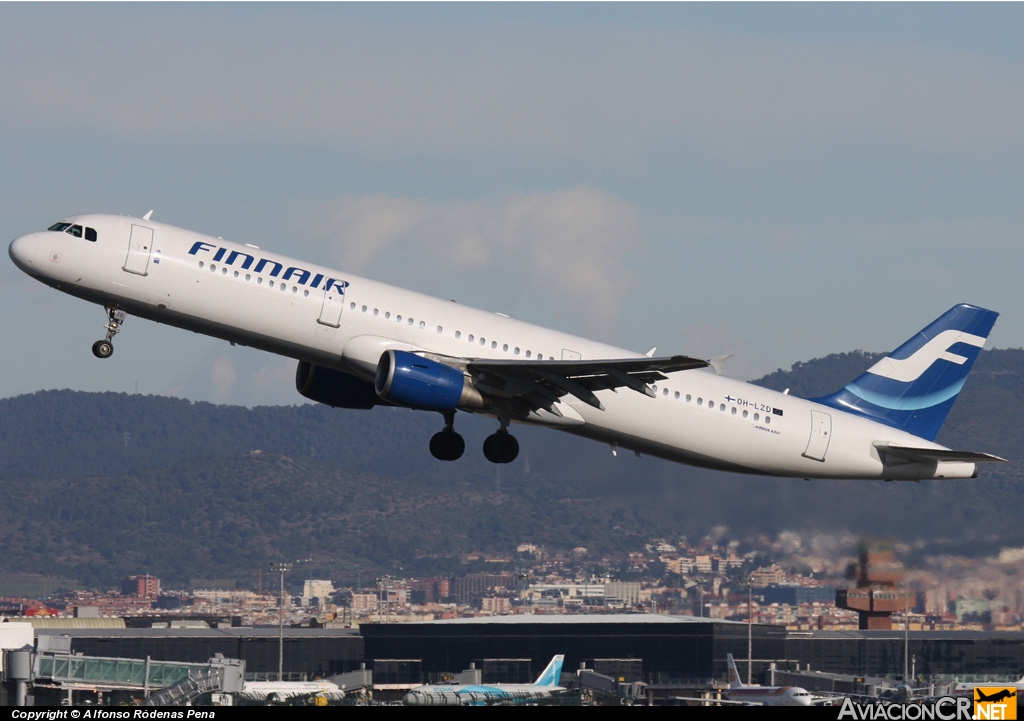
[802,410,832,462]
[317,283,345,328]
[123,225,154,276]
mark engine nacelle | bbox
[295,361,379,409]
[375,350,484,411]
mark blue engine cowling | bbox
[295,361,379,409]
[375,350,470,411]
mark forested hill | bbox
[0,348,1021,589]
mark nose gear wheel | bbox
[92,306,126,359]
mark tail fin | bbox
[534,655,564,687]
[726,653,744,688]
[813,304,997,441]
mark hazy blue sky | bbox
[2,4,1022,406]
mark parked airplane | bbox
[8,213,1006,478]
[234,678,345,704]
[403,654,565,706]
[953,676,1024,698]
[723,653,813,707]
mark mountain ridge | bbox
[1,348,1019,588]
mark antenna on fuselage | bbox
[142,210,154,221]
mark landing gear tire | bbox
[92,340,114,359]
[93,306,126,360]
[429,430,465,461]
[483,431,519,464]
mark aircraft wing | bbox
[464,355,709,412]
[707,698,764,706]
[873,442,1007,465]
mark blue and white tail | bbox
[813,304,997,442]
[533,655,564,687]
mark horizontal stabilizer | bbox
[873,442,1007,465]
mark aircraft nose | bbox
[8,233,38,271]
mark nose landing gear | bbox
[92,306,126,359]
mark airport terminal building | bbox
[10,614,1024,688]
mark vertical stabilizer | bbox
[726,653,745,688]
[813,304,997,441]
[534,655,564,687]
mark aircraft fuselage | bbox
[9,213,997,480]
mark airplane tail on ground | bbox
[813,303,998,442]
[534,655,564,687]
[726,653,745,688]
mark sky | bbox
[2,3,1023,406]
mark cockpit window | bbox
[47,221,97,241]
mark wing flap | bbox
[467,355,709,410]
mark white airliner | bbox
[8,213,1006,479]
[723,653,813,707]
[234,679,345,704]
[403,654,564,706]
[953,675,1024,698]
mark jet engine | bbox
[375,350,484,411]
[295,361,379,409]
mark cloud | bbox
[250,358,303,405]
[157,347,305,407]
[305,186,640,335]
[209,357,237,403]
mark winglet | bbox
[708,354,733,376]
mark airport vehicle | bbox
[403,655,564,705]
[724,653,813,707]
[8,213,1005,478]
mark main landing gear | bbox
[92,306,126,359]
[428,412,520,464]
[483,429,519,464]
[430,412,466,461]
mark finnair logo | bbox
[865,331,986,384]
[187,241,349,294]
